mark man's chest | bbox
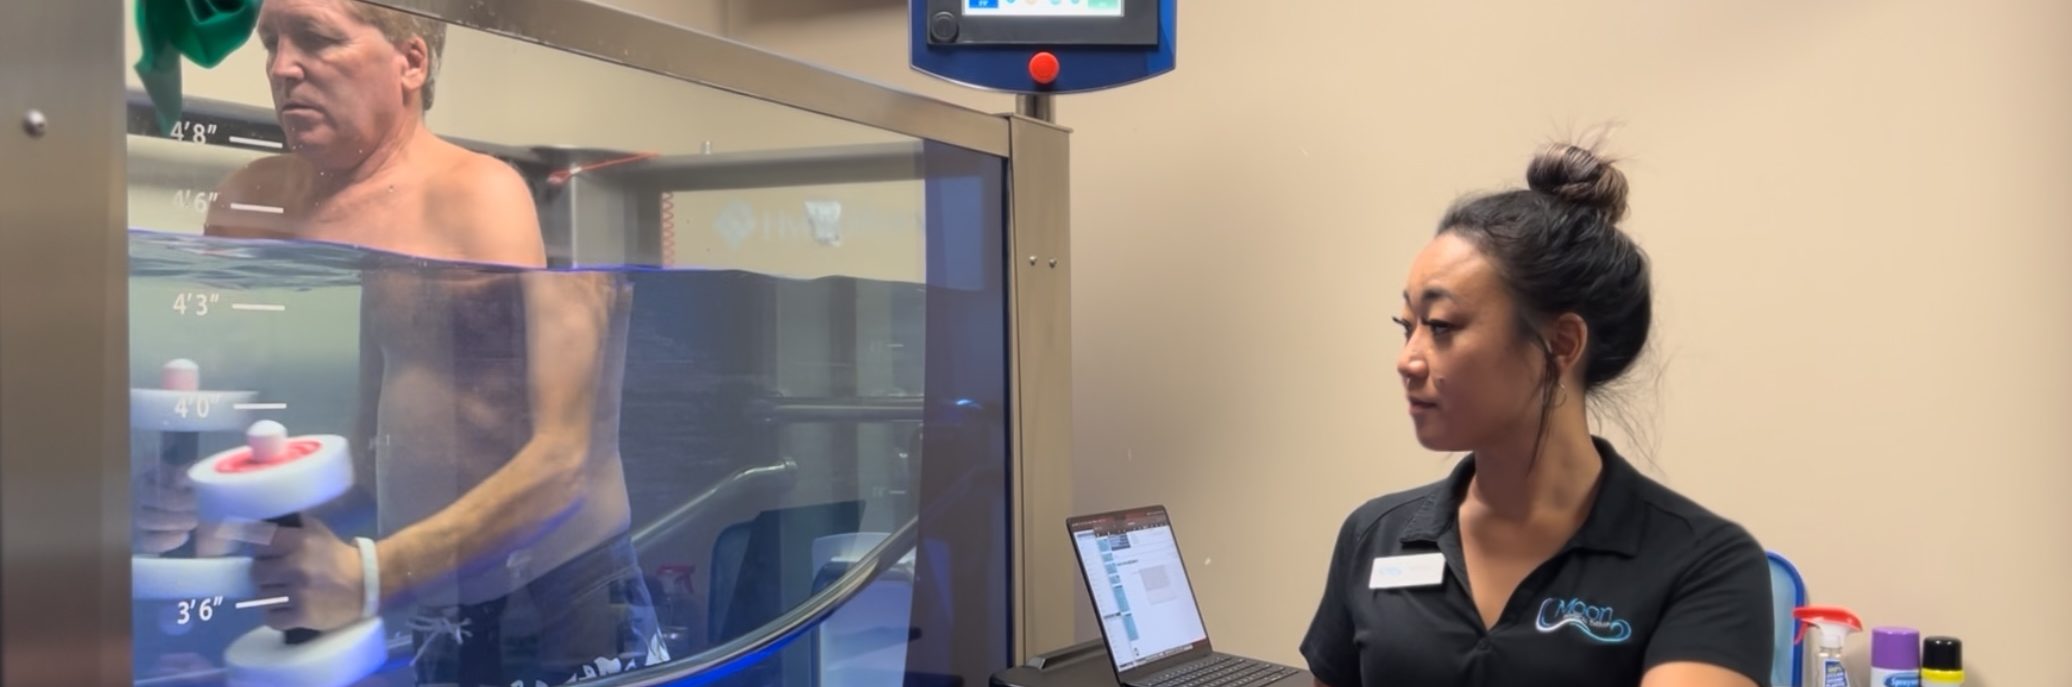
[297,191,467,260]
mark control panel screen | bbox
[966,0,1123,18]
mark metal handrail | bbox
[594,461,992,686]
[629,458,800,557]
[582,514,924,687]
[747,396,927,423]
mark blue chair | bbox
[1767,551,1808,687]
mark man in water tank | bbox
[139,1,665,683]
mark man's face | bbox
[256,0,424,162]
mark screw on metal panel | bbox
[1049,258,1058,268]
[1028,255,1038,265]
[22,110,47,138]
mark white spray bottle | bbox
[1794,605,1865,687]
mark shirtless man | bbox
[137,1,661,683]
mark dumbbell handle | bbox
[160,431,200,465]
[266,512,321,646]
[157,431,201,558]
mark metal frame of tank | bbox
[0,0,1076,683]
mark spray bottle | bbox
[1794,605,1865,687]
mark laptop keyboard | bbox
[1139,654,1300,687]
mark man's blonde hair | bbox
[348,4,448,111]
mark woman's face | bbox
[1394,233,1550,452]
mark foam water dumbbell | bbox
[189,421,387,687]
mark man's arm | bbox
[440,154,547,268]
[372,270,615,606]
[370,158,566,605]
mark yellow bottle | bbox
[1920,636,1962,687]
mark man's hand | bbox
[252,516,366,632]
[135,466,238,556]
[134,466,199,554]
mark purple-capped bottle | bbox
[1871,627,1922,687]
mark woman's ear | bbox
[1547,312,1589,382]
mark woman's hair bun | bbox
[1526,143,1628,223]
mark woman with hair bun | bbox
[1298,144,1772,687]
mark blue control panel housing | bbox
[911,0,1176,95]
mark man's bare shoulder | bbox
[221,155,312,199]
[205,155,312,238]
[426,144,546,267]
[430,148,532,204]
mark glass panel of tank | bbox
[122,2,1010,685]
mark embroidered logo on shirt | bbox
[1534,597,1633,644]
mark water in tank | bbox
[120,2,1011,685]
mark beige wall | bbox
[724,1,2072,685]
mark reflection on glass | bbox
[125,1,1008,686]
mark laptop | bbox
[1066,505,1310,687]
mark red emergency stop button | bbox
[1029,52,1060,85]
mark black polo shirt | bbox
[1299,438,1773,687]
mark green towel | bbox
[135,0,263,135]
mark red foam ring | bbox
[215,439,324,474]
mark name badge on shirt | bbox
[1368,553,1446,589]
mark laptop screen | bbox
[1069,506,1210,673]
